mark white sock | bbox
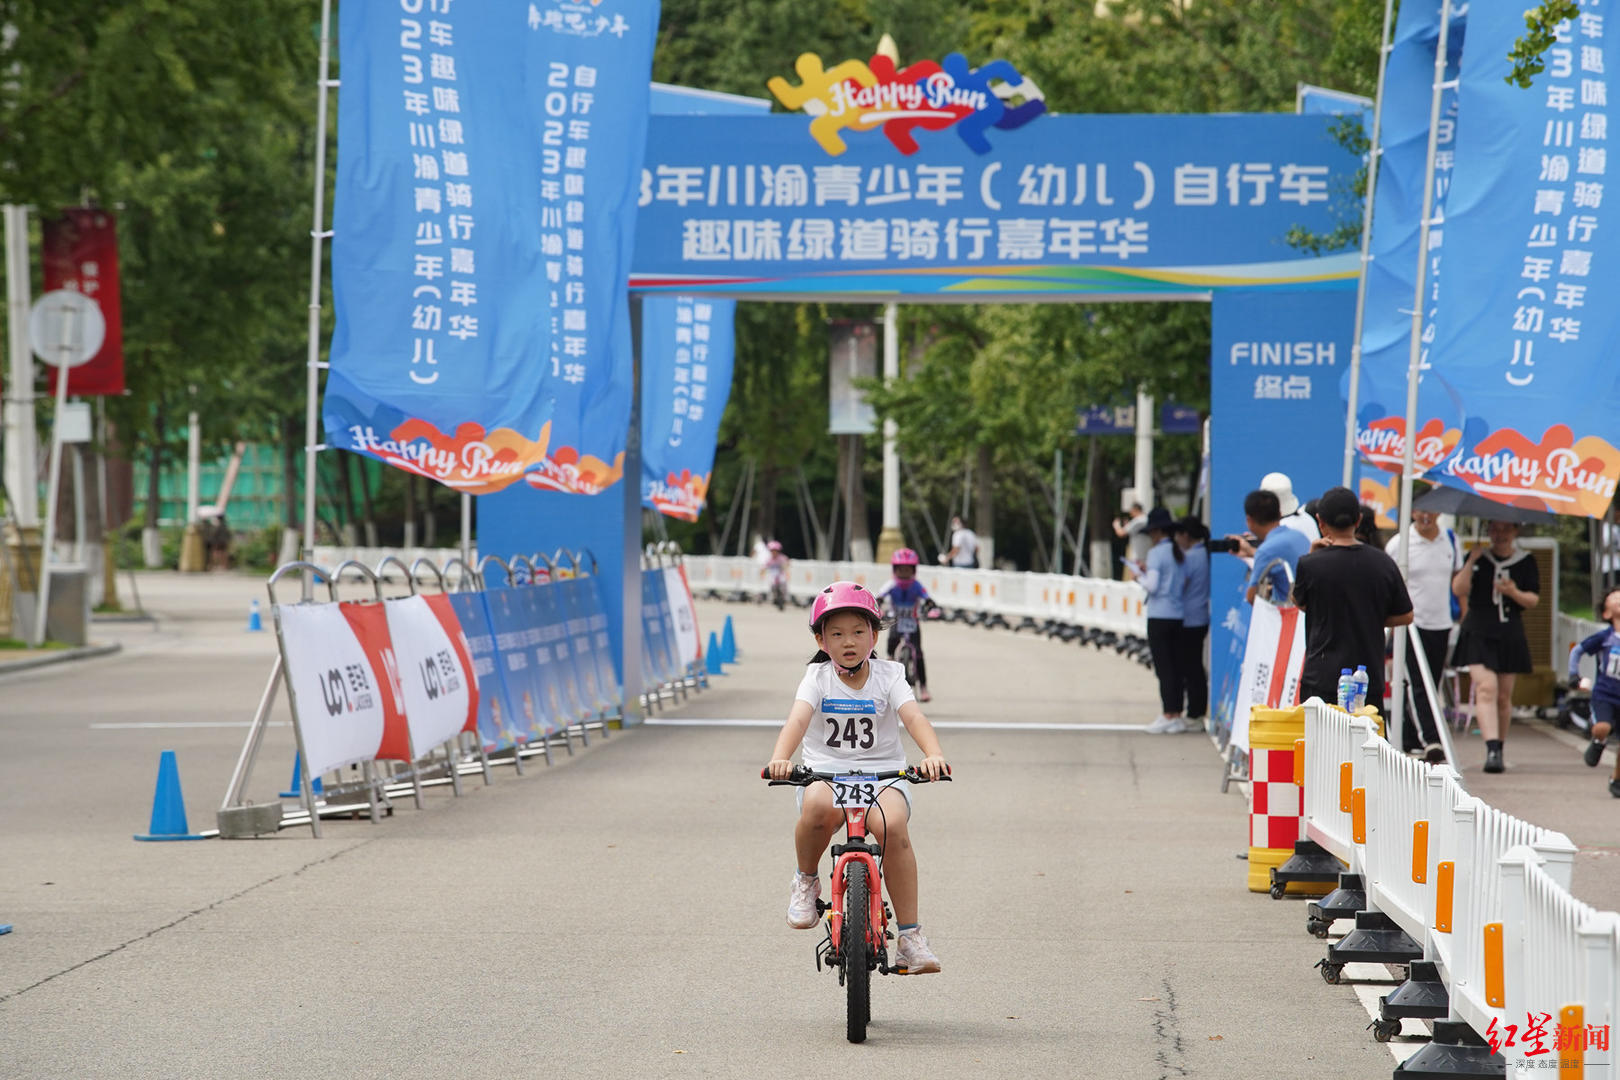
[796,870,817,882]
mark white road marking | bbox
[645,718,1167,732]
[90,721,290,730]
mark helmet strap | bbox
[835,656,868,678]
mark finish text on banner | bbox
[1421,1,1620,517]
[326,0,659,495]
[1209,288,1355,743]
[630,114,1359,298]
[640,296,736,520]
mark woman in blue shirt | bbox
[1135,508,1188,734]
[1174,518,1212,726]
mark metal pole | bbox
[1391,0,1454,751]
[880,303,900,542]
[1075,435,1097,577]
[460,491,471,565]
[1052,446,1063,575]
[1133,389,1154,510]
[71,441,84,564]
[3,205,38,530]
[621,294,645,724]
[34,304,77,645]
[1342,0,1398,487]
[185,409,200,526]
[303,0,335,578]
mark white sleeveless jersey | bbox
[794,659,914,774]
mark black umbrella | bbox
[1411,484,1559,525]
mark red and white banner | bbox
[662,566,702,670]
[383,594,479,752]
[1230,598,1307,750]
[41,209,125,396]
[277,601,410,776]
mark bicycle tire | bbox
[843,861,871,1044]
[895,639,917,686]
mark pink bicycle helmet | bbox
[767,540,783,552]
[808,580,882,631]
[891,547,919,566]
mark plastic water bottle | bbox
[1351,666,1369,712]
[1337,668,1354,710]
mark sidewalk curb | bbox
[0,642,123,676]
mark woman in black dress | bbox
[1451,520,1540,774]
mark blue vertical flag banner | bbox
[1209,288,1357,741]
[326,0,659,497]
[1348,0,1469,507]
[640,296,737,520]
[1419,3,1620,517]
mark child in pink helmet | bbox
[875,548,940,702]
[764,580,949,974]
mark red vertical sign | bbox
[41,209,125,396]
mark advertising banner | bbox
[661,566,702,670]
[382,594,478,751]
[1209,288,1356,742]
[40,209,125,396]
[326,0,659,495]
[482,585,559,740]
[529,582,590,725]
[640,295,737,520]
[1349,0,1469,480]
[631,113,1359,298]
[554,576,610,712]
[1229,597,1307,750]
[1420,2,1620,516]
[446,591,521,751]
[276,602,411,775]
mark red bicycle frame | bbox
[827,804,886,963]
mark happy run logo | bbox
[1356,415,1461,474]
[767,51,1045,156]
[1434,424,1620,517]
[646,469,710,522]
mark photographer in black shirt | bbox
[1292,487,1414,711]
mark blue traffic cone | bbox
[247,598,264,632]
[279,751,323,799]
[705,632,726,676]
[0,924,11,935]
[720,616,737,664]
[133,750,206,841]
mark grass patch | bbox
[0,638,70,651]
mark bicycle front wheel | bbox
[842,861,871,1044]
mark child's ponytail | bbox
[808,649,830,665]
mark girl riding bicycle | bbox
[764,581,949,974]
[761,540,791,609]
[875,548,940,702]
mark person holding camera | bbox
[1224,490,1310,605]
[1112,501,1150,580]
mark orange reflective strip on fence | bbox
[1351,788,1366,845]
[1483,923,1504,1008]
[1293,739,1305,786]
[1435,862,1454,932]
[1412,821,1429,884]
[1340,763,1353,813]
[1560,1005,1584,1078]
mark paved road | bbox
[0,572,1607,1078]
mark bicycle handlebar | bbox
[760,765,952,786]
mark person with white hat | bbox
[1262,471,1321,543]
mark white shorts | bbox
[796,777,912,819]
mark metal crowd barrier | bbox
[1300,699,1618,1074]
[683,555,1150,646]
[218,547,705,838]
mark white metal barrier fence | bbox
[1303,699,1619,1074]
[682,555,1149,637]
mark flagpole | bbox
[303,0,334,591]
[1342,0,1398,487]
[1390,0,1454,751]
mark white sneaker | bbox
[787,872,821,929]
[1146,715,1189,734]
[895,928,940,974]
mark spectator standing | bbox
[1386,509,1461,762]
[1572,586,1620,798]
[1452,520,1540,774]
[1174,517,1212,727]
[1230,490,1310,605]
[941,516,980,568]
[1292,487,1414,709]
[1112,501,1151,579]
[1262,472,1321,543]
[1130,509,1189,734]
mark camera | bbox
[1206,537,1243,554]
